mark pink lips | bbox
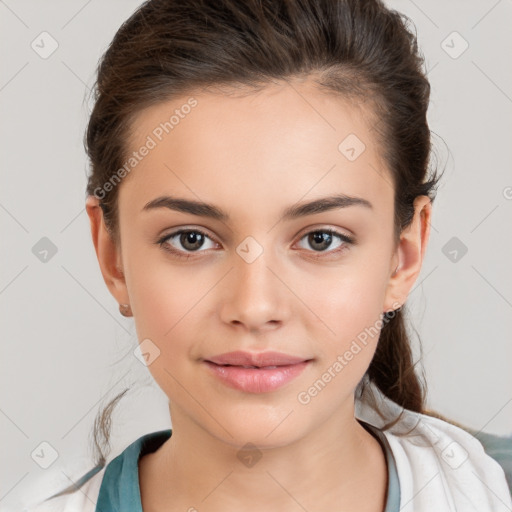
[204,350,311,393]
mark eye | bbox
[157,228,218,258]
[156,226,354,260]
[296,228,354,256]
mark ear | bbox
[383,195,432,312]
[85,195,129,305]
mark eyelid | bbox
[295,224,355,242]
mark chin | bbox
[202,404,309,450]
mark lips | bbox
[203,351,312,393]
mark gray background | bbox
[1,0,511,509]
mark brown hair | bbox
[85,0,444,467]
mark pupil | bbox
[181,231,204,251]
[310,231,331,251]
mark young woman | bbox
[24,0,512,511]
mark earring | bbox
[392,263,400,276]
[383,303,402,315]
[119,303,132,317]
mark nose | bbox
[219,244,290,333]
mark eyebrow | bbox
[141,193,373,221]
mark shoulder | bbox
[460,427,512,494]
[382,411,512,511]
[18,429,172,512]
[21,466,106,512]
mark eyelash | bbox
[156,227,355,260]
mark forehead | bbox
[120,80,393,218]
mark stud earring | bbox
[119,303,132,317]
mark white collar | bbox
[355,376,512,511]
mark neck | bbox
[139,400,388,512]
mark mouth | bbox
[205,350,310,367]
[203,351,312,393]
[215,364,282,369]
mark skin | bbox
[86,78,432,512]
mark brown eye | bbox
[178,231,206,251]
[297,229,354,254]
[307,231,333,251]
[158,228,217,256]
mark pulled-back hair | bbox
[85,0,444,467]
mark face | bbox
[97,79,416,449]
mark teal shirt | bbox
[96,430,172,510]
[95,423,401,511]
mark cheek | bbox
[296,259,390,377]
[295,278,386,413]
[126,261,206,397]
[300,262,389,335]
[124,244,205,351]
